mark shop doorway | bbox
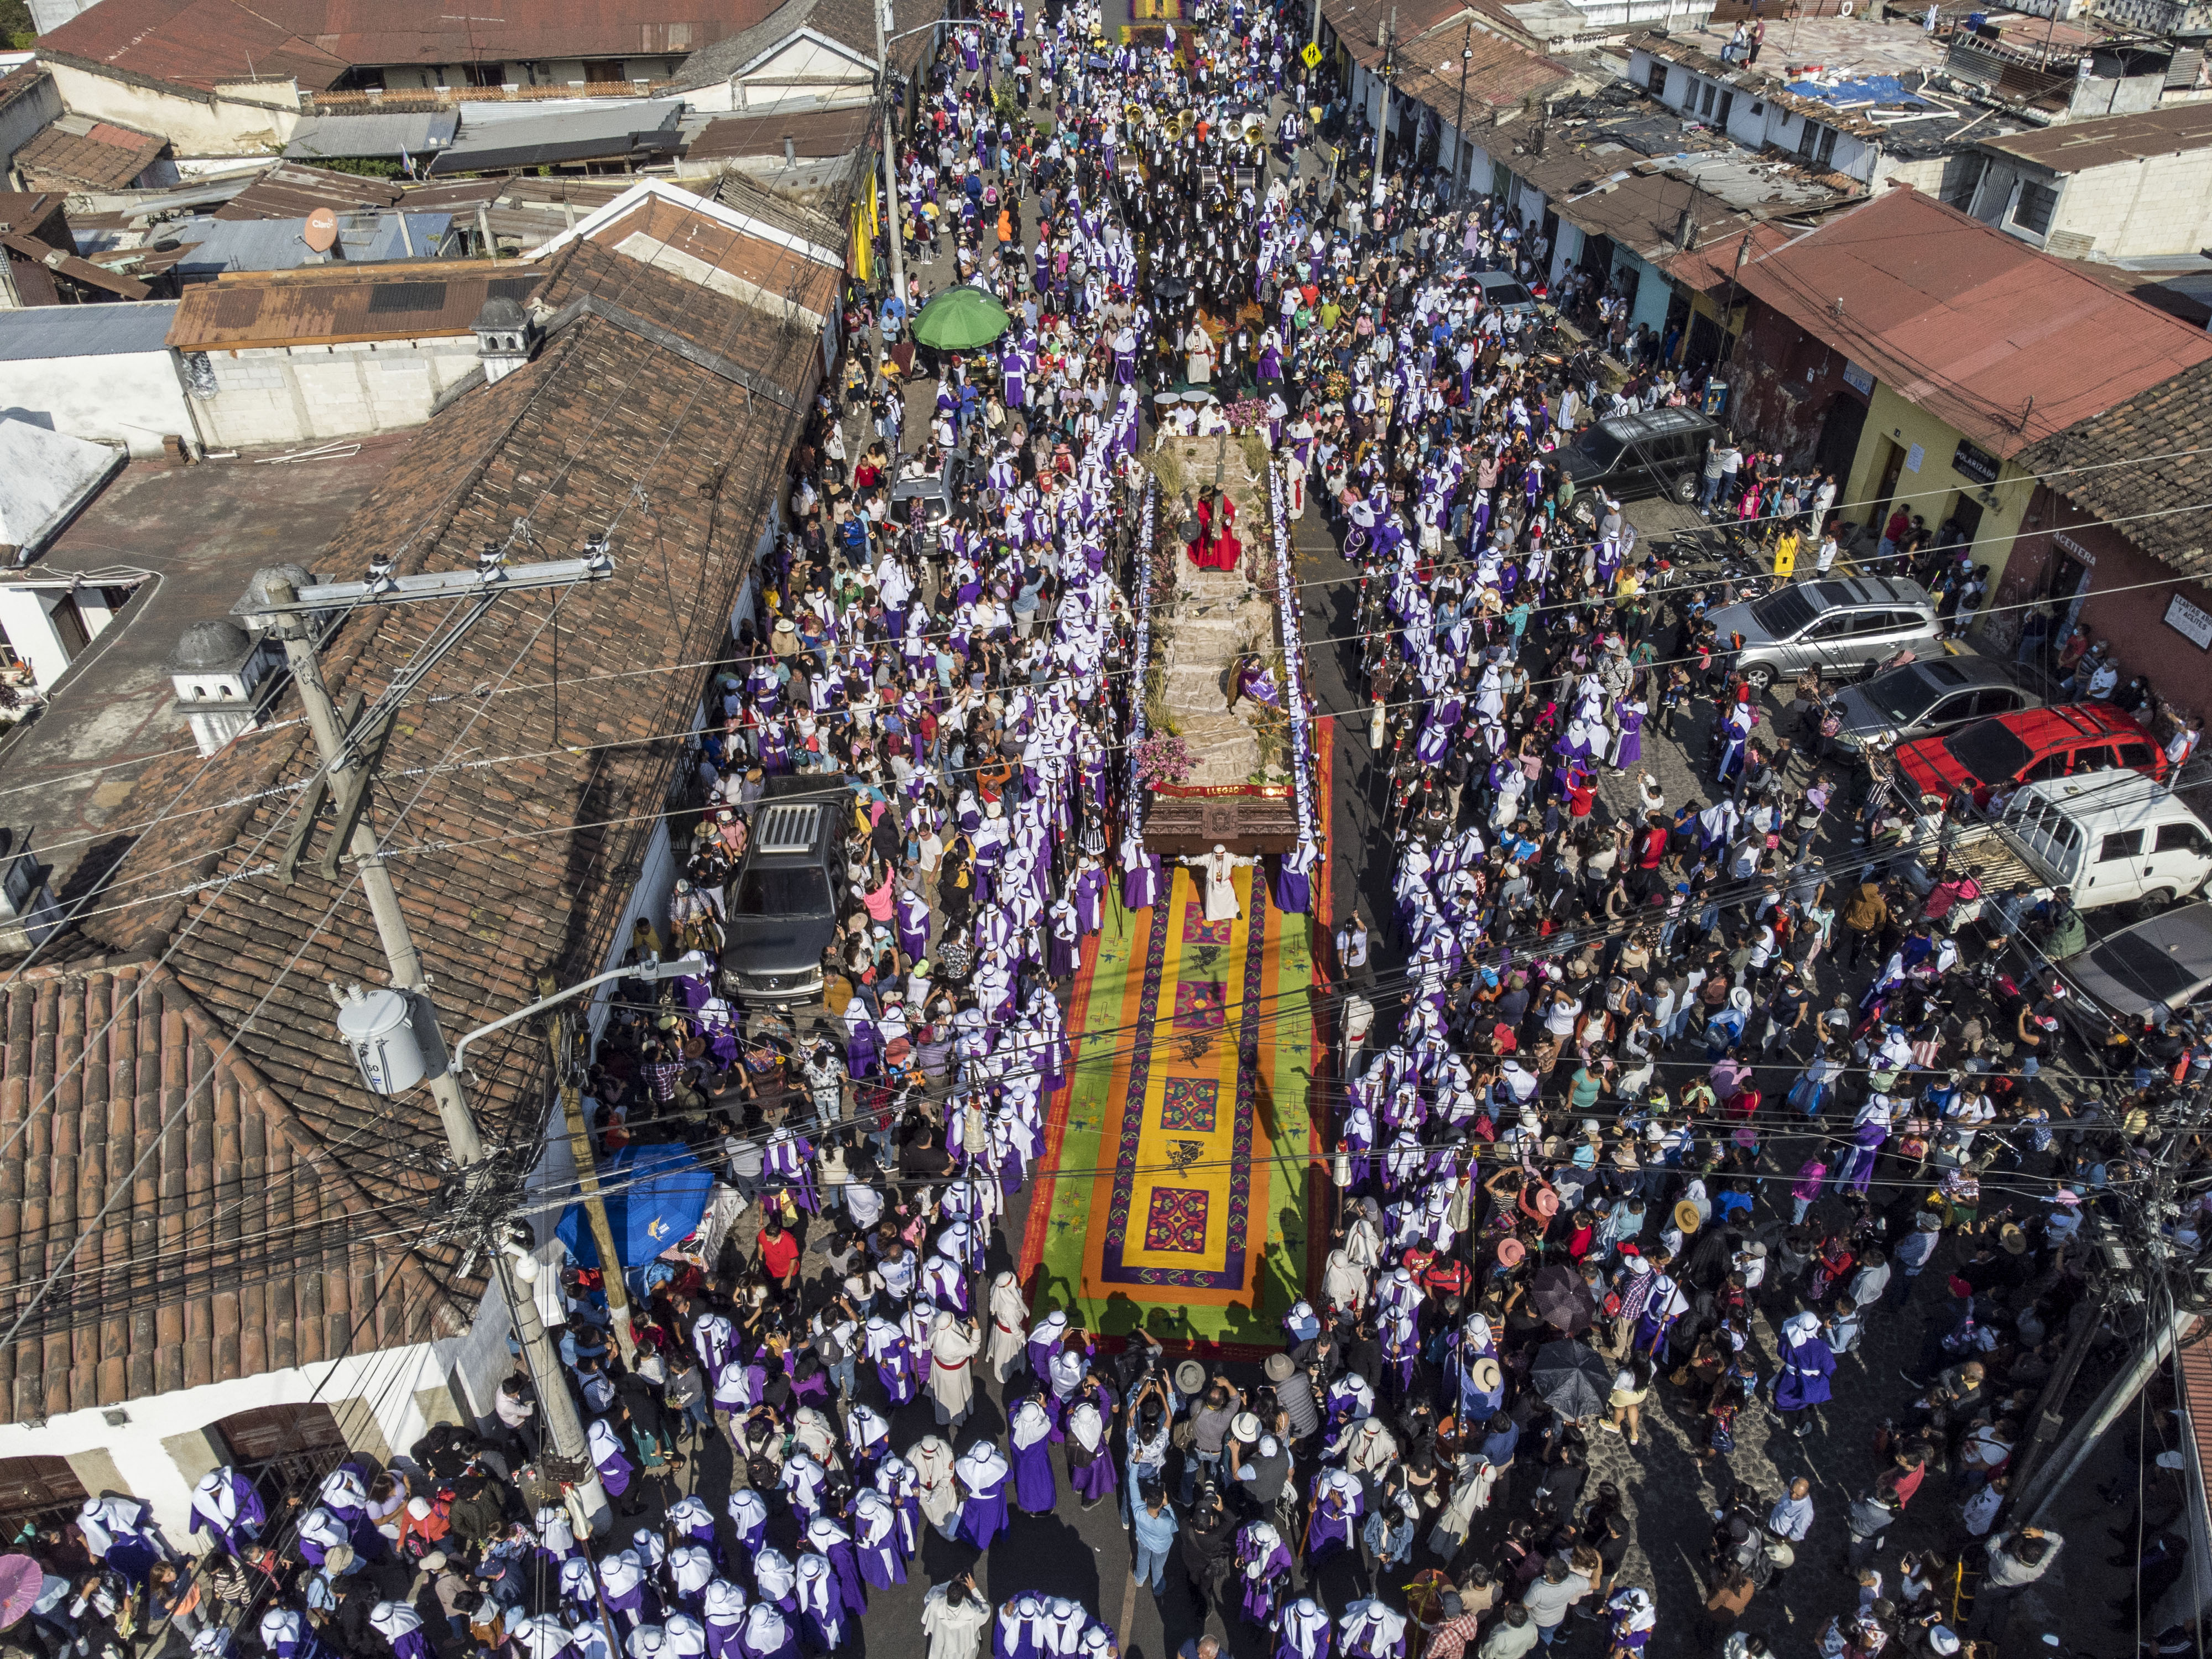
[0,1456,86,1542]
[1866,439,1908,537]
[213,1403,354,1511]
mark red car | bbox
[1895,702,2167,808]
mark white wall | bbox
[0,588,69,687]
[0,348,194,460]
[184,337,484,450]
[0,66,63,179]
[0,1338,477,1539]
[36,61,300,154]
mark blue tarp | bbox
[1784,74,1932,109]
[556,1142,714,1271]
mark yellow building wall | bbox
[1840,381,2032,589]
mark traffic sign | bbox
[1301,41,1322,67]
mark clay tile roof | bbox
[0,959,474,1416]
[1733,185,2212,459]
[2016,358,2212,580]
[11,118,167,194]
[71,219,826,1342]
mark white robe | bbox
[1181,851,1256,921]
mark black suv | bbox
[717,778,852,1005]
[1557,407,1719,503]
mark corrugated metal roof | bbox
[164,210,456,277]
[284,110,460,160]
[212,160,404,221]
[0,300,179,363]
[36,0,780,94]
[168,265,538,349]
[685,106,872,162]
[1978,106,2212,174]
[426,100,684,176]
[1736,186,2212,459]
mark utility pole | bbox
[1370,7,1396,211]
[262,548,617,1534]
[545,995,639,1368]
[875,0,907,307]
[1452,21,1472,204]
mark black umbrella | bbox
[1530,1340,1614,1420]
[1151,274,1192,300]
[1529,1264,1599,1334]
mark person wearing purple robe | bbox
[369,1604,434,1659]
[1121,838,1162,910]
[733,1604,797,1659]
[1276,1598,1334,1659]
[863,1314,919,1405]
[850,1491,906,1591]
[1275,837,1317,916]
[1046,897,1079,982]
[316,1465,389,1562]
[1833,1118,1889,1195]
[258,1610,333,1659]
[188,1467,265,1552]
[793,1555,844,1652]
[665,1495,719,1564]
[1610,697,1647,771]
[599,1551,656,1635]
[588,1418,638,1505]
[764,1125,818,1213]
[953,1443,1011,1550]
[1305,1469,1364,1561]
[1063,1397,1117,1507]
[1071,857,1107,935]
[727,1488,769,1562]
[1236,1521,1295,1625]
[701,1584,748,1659]
[1007,1396,1060,1514]
[895,884,931,963]
[804,1516,868,1627]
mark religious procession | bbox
[17,0,2212,1657]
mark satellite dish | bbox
[302,207,339,252]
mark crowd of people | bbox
[11,1,2209,1658]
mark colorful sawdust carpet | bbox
[1021,865,1325,1353]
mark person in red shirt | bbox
[757,1214,801,1296]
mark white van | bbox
[1997,772,2212,910]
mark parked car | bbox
[1999,771,2212,912]
[1556,407,1720,504]
[2051,901,2212,1039]
[1705,576,1944,692]
[1825,655,2038,761]
[1895,701,2167,809]
[717,778,853,1004]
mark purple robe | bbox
[1009,1430,1058,1514]
[1611,705,1646,769]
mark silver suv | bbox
[1706,576,1944,692]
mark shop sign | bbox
[2165,593,2212,650]
[1952,439,2001,485]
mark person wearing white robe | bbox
[1180,843,1258,922]
[920,1579,992,1659]
[928,1310,982,1426]
[985,1271,1029,1381]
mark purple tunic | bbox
[1009,1433,1058,1514]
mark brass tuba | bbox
[1240,110,1267,144]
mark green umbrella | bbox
[911,286,1011,351]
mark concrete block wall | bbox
[192,338,482,450]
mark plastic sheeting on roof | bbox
[283,111,460,161]
[0,300,179,363]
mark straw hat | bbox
[1673,1200,1703,1234]
[1177,1360,1207,1394]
